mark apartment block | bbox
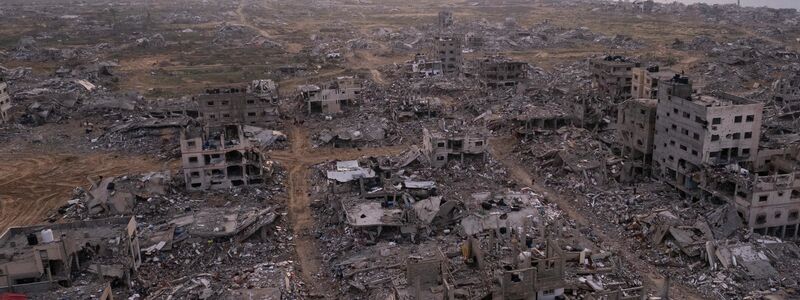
[181,124,266,191]
[0,217,141,292]
[196,80,280,127]
[591,56,638,99]
[652,77,764,199]
[299,76,363,114]
[631,66,681,99]
[433,35,463,75]
[0,77,10,124]
[616,98,657,179]
[475,56,527,88]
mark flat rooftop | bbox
[694,93,759,107]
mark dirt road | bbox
[489,135,703,300]
[270,125,406,293]
[0,152,165,232]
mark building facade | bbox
[591,56,638,99]
[475,56,527,88]
[616,98,658,179]
[299,76,363,114]
[196,80,280,127]
[181,124,266,191]
[631,66,680,99]
[652,77,764,199]
[433,35,462,75]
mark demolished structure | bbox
[631,65,681,99]
[0,217,141,293]
[195,80,280,127]
[422,121,488,168]
[438,10,453,29]
[591,56,638,99]
[474,56,528,88]
[180,124,268,191]
[299,76,363,114]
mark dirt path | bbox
[272,125,406,293]
[489,136,703,300]
[0,152,165,232]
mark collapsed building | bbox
[591,56,638,99]
[422,121,488,168]
[616,98,657,180]
[772,75,800,103]
[0,77,10,124]
[180,124,269,191]
[513,104,574,138]
[0,217,141,293]
[298,76,363,114]
[195,79,280,127]
[405,53,443,78]
[695,145,800,240]
[474,56,528,88]
[433,35,463,75]
[652,76,764,200]
[631,65,682,99]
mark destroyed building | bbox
[475,56,528,88]
[405,53,443,78]
[298,76,363,114]
[591,56,638,99]
[695,145,800,240]
[0,217,141,293]
[195,80,280,127]
[772,75,800,103]
[433,35,463,75]
[616,98,657,180]
[180,124,268,191]
[422,121,488,168]
[653,77,764,200]
[631,66,681,99]
[438,10,453,29]
[0,77,10,124]
[513,104,574,138]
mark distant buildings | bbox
[591,56,638,99]
[631,66,682,99]
[437,10,453,29]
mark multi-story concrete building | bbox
[181,124,267,191]
[0,77,11,124]
[299,76,363,114]
[591,56,638,99]
[653,76,764,199]
[422,121,488,168]
[695,145,800,240]
[616,98,657,179]
[475,56,528,88]
[437,10,453,29]
[433,35,462,75]
[631,66,681,99]
[405,53,443,78]
[0,217,141,292]
[196,80,280,127]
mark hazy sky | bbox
[654,0,800,9]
